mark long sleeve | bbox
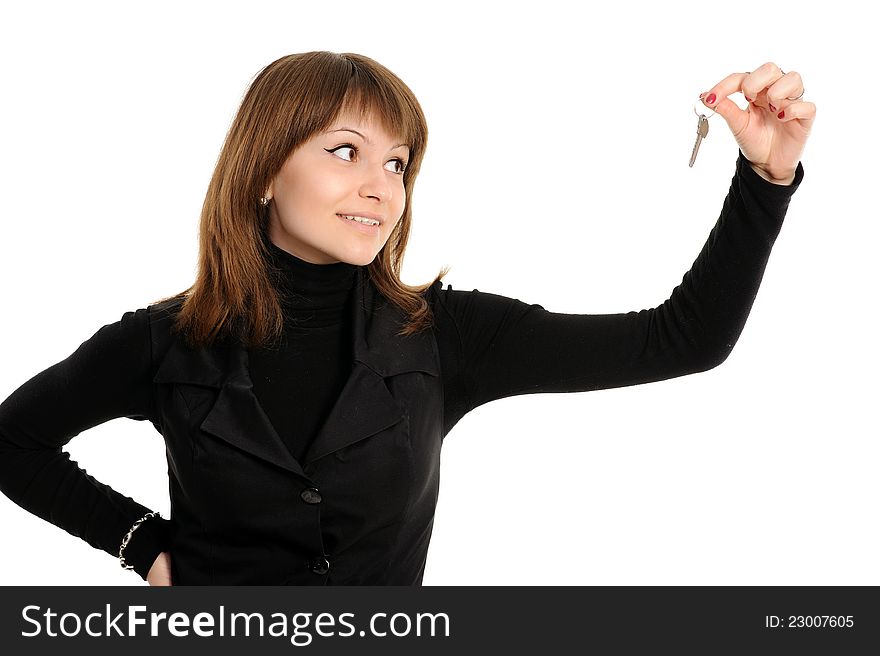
[433,150,805,435]
[0,306,172,581]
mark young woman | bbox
[0,52,813,586]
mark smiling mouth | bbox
[337,213,381,226]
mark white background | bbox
[0,0,876,586]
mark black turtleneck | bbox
[249,239,359,464]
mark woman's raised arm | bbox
[433,62,813,435]
[433,148,804,433]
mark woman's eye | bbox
[329,144,357,162]
[326,145,406,175]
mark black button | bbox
[309,556,330,575]
[300,487,322,504]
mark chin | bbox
[341,252,379,267]
[333,244,386,267]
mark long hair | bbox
[151,51,448,350]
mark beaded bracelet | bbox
[118,511,162,570]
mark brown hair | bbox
[151,51,449,350]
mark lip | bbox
[337,211,383,224]
[338,213,381,234]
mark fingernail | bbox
[769,103,776,112]
[777,110,785,119]
[706,93,716,104]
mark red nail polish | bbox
[777,110,785,119]
[706,93,716,104]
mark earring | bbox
[260,196,270,206]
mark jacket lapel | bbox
[303,267,439,465]
[153,328,307,477]
[152,266,440,479]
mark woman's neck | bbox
[264,237,359,329]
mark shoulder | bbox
[101,304,159,369]
[84,305,152,353]
[424,279,445,304]
[423,279,454,326]
[148,296,184,322]
[427,279,543,322]
[146,296,185,337]
[61,305,155,409]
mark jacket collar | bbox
[152,266,439,479]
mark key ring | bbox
[694,99,716,119]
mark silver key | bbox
[688,114,709,167]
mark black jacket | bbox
[146,268,443,584]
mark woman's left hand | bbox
[700,62,816,185]
[147,551,173,586]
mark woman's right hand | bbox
[147,551,173,586]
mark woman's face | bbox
[265,109,410,265]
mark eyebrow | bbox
[328,128,409,152]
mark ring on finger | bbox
[779,68,806,101]
[744,68,805,103]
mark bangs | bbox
[334,80,421,155]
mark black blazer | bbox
[147,267,444,585]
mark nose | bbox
[359,163,394,203]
